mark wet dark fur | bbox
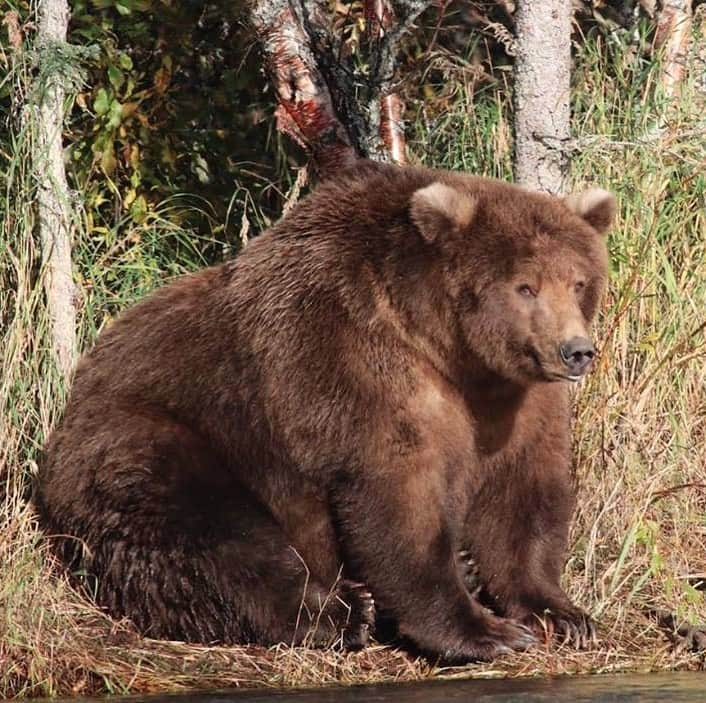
[36,161,610,662]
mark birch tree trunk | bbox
[250,0,358,178]
[251,0,429,176]
[513,0,573,194]
[365,0,407,163]
[654,0,693,102]
[36,0,78,379]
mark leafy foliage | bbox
[66,1,296,255]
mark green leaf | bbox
[93,88,110,116]
[100,144,117,174]
[119,53,133,70]
[107,100,123,129]
[130,195,147,223]
[116,3,131,15]
[108,66,125,91]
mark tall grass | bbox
[2,17,705,699]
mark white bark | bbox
[250,0,358,177]
[513,0,573,194]
[655,0,693,102]
[365,0,408,163]
[36,0,78,379]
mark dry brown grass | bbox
[2,16,706,700]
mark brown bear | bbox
[36,161,615,663]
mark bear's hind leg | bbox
[95,496,375,648]
[40,408,374,648]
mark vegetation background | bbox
[1,0,705,697]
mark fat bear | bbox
[36,161,615,663]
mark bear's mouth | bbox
[551,371,583,382]
[546,369,585,383]
[524,347,585,383]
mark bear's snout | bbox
[559,336,595,379]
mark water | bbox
[47,672,706,703]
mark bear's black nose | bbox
[560,336,595,376]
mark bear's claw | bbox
[531,607,597,650]
[336,580,376,650]
[443,615,537,664]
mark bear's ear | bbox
[564,188,616,234]
[410,182,477,243]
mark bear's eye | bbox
[517,284,537,298]
[574,281,586,293]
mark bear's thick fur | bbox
[37,161,615,662]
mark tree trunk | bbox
[365,0,407,163]
[251,0,429,175]
[654,0,693,102]
[36,0,78,379]
[250,0,358,178]
[513,0,573,194]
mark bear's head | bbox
[410,178,615,385]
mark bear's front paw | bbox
[478,615,538,658]
[526,605,597,650]
[444,613,537,663]
[332,580,376,650]
[425,609,537,664]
